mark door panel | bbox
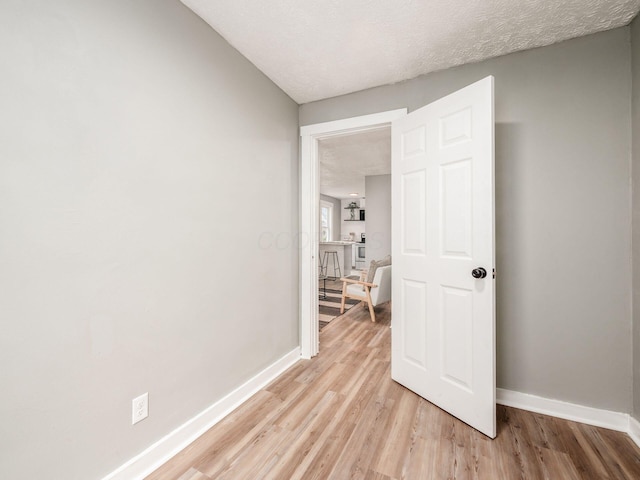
[391,76,495,438]
[441,285,473,391]
[441,159,472,258]
[401,171,426,255]
[401,279,428,369]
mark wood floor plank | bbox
[145,301,640,480]
[211,424,292,479]
[402,436,436,480]
[472,423,504,479]
[144,390,283,480]
[362,469,396,480]
[450,417,479,480]
[525,411,568,453]
[329,395,396,479]
[288,360,390,480]
[373,389,420,478]
[597,427,640,479]
[263,360,307,400]
[534,445,582,480]
[263,391,342,479]
[577,421,639,480]
[175,467,211,480]
[503,407,547,479]
[558,421,613,479]
[188,386,305,477]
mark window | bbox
[320,201,333,242]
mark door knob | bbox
[471,267,487,279]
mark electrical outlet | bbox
[132,392,149,425]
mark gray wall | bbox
[0,1,299,479]
[302,28,633,412]
[365,175,391,264]
[320,194,341,241]
[632,15,640,421]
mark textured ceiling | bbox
[319,127,391,200]
[181,0,640,104]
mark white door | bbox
[391,76,496,437]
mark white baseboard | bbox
[102,347,301,480]
[497,388,630,433]
[629,415,640,448]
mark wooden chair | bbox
[339,265,391,322]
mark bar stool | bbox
[322,251,341,280]
[318,264,327,299]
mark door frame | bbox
[299,109,407,359]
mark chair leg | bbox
[367,302,376,323]
[340,281,347,314]
[364,287,376,322]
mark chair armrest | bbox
[340,277,378,288]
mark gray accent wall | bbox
[632,15,640,421]
[0,1,299,478]
[365,175,392,264]
[320,194,341,241]
[302,28,633,413]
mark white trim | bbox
[102,347,301,480]
[497,388,629,432]
[300,132,319,359]
[300,109,407,136]
[299,109,407,359]
[629,415,640,448]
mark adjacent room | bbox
[2,0,640,479]
[317,127,392,330]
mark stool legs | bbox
[332,251,341,279]
[322,251,341,280]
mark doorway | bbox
[299,109,407,359]
[317,127,393,330]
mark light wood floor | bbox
[147,302,640,480]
